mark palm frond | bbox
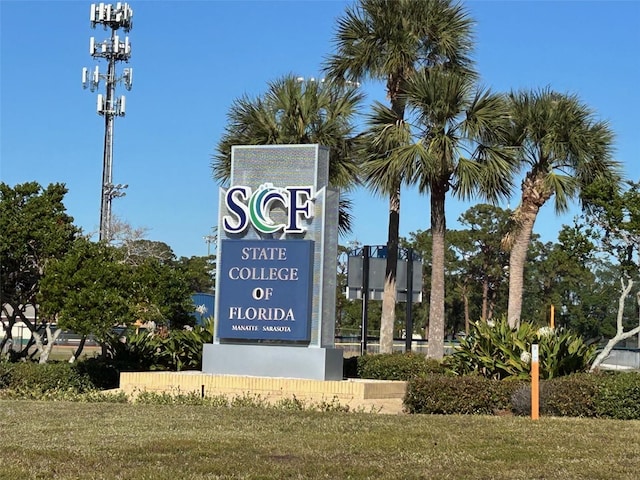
[507,87,620,210]
[545,172,578,214]
[338,195,354,237]
[453,157,482,200]
[210,74,365,232]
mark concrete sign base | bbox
[203,344,343,381]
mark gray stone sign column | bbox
[202,144,343,380]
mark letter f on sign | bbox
[286,187,314,233]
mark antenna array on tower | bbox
[82,3,134,242]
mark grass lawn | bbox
[1,400,638,479]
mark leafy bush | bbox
[103,328,161,371]
[445,318,595,380]
[0,386,129,402]
[358,352,444,380]
[445,319,535,379]
[510,372,640,419]
[0,361,96,398]
[134,390,218,406]
[75,357,120,390]
[544,374,598,417]
[0,359,126,398]
[104,317,215,372]
[155,322,212,371]
[0,360,14,389]
[538,330,597,379]
[132,390,354,412]
[404,374,524,414]
[594,372,640,420]
[510,375,598,417]
[77,390,129,403]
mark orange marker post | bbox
[550,304,555,329]
[531,343,539,420]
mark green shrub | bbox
[404,374,524,415]
[539,330,597,379]
[0,360,14,389]
[510,373,640,419]
[445,318,595,380]
[312,396,352,413]
[594,372,640,420]
[135,390,208,406]
[104,329,161,371]
[106,317,214,372]
[155,326,209,371]
[274,395,307,411]
[544,374,598,417]
[2,361,95,396]
[358,352,444,381]
[510,375,598,417]
[0,388,130,402]
[75,357,120,390]
[78,390,129,403]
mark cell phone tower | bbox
[82,2,133,242]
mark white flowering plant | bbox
[445,317,596,380]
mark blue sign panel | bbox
[217,239,314,341]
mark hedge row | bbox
[0,358,120,396]
[3,355,639,420]
[404,375,524,415]
[405,372,640,419]
[344,352,445,380]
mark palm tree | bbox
[324,0,475,353]
[211,75,364,235]
[503,88,621,328]
[391,66,514,359]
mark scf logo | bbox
[223,183,315,234]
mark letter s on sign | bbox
[223,186,251,233]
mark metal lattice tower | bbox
[83,2,133,241]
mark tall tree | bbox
[583,179,640,369]
[211,74,363,235]
[406,228,465,340]
[0,182,78,359]
[177,255,216,294]
[448,204,511,324]
[381,67,513,359]
[537,222,618,339]
[38,238,134,363]
[131,256,194,329]
[39,236,196,362]
[324,0,475,353]
[503,89,621,328]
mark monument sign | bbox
[202,144,343,380]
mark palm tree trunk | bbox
[427,184,447,359]
[379,187,400,354]
[379,90,406,355]
[506,201,540,328]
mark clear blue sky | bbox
[1,1,638,258]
